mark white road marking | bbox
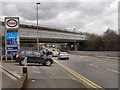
[1,66,21,79]
[107,69,120,73]
[12,71,21,78]
[87,63,99,68]
[2,70,17,80]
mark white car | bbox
[52,51,59,57]
[58,52,69,60]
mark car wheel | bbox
[45,60,52,66]
[19,59,25,66]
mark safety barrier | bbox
[1,55,13,61]
[70,51,119,57]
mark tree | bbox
[103,28,118,51]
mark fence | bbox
[70,51,119,57]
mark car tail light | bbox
[67,54,69,56]
[16,54,20,58]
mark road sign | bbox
[5,18,19,29]
[6,36,18,39]
[7,41,18,45]
[6,39,18,45]
[7,51,17,54]
[5,17,20,56]
[7,30,18,33]
[7,47,18,50]
[6,33,18,36]
[6,39,17,41]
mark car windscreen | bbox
[60,52,67,54]
[20,51,25,54]
[34,51,41,56]
[25,51,33,55]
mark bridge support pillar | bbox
[67,43,71,51]
[66,43,73,51]
[74,42,79,51]
[75,43,79,51]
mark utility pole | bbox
[73,28,76,53]
[36,2,40,51]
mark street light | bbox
[73,28,76,52]
[36,2,40,51]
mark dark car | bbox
[15,50,53,66]
[13,50,24,60]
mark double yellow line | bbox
[54,59,104,90]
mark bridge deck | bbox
[0,24,87,42]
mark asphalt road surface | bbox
[53,54,119,88]
[1,54,119,89]
[25,62,85,88]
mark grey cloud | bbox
[2,2,81,21]
[1,1,117,34]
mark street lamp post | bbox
[73,28,76,53]
[36,2,40,51]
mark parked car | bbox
[58,52,69,60]
[52,51,59,57]
[13,50,24,60]
[15,50,53,66]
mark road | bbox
[1,54,119,89]
[25,63,85,88]
[54,54,118,88]
[25,54,118,89]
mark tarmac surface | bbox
[1,54,119,89]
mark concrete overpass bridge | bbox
[0,23,87,43]
[0,22,88,51]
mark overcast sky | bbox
[0,0,119,34]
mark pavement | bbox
[2,72,16,88]
[2,61,86,89]
[2,62,23,88]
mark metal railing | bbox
[1,55,13,61]
[70,51,119,57]
[20,30,87,40]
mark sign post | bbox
[5,17,20,60]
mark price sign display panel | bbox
[5,17,20,55]
[7,51,18,54]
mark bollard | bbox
[6,55,7,61]
[24,57,27,66]
[1,56,2,61]
[23,67,27,73]
[11,55,13,60]
[23,57,28,73]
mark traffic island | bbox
[15,67,28,89]
[3,60,16,63]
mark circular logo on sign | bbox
[7,19,17,27]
